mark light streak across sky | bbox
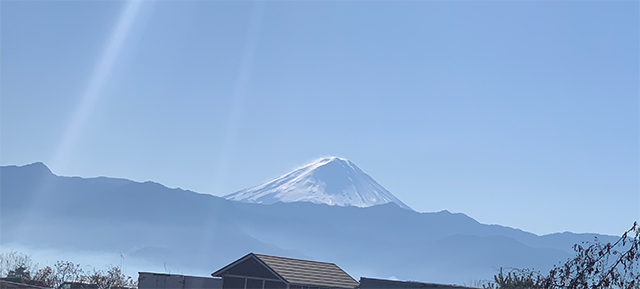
[212,1,265,195]
[50,0,143,173]
[16,0,144,239]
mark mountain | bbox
[0,162,620,284]
[225,157,412,210]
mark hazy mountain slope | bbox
[0,163,305,273]
[0,163,619,284]
[225,157,412,210]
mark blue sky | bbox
[1,0,638,236]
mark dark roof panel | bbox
[254,254,359,289]
[358,278,479,289]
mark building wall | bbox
[221,276,286,289]
[0,280,50,289]
[358,278,477,289]
[138,272,221,289]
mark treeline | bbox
[483,222,640,289]
[0,251,136,289]
[2,222,638,289]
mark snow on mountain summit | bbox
[224,157,412,210]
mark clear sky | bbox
[1,0,638,236]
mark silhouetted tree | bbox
[84,265,135,289]
[484,268,548,289]
[0,251,37,280]
[485,222,640,289]
[31,261,85,288]
[0,252,136,289]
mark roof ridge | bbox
[216,253,359,288]
[253,253,340,266]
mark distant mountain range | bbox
[0,162,619,285]
[225,157,412,210]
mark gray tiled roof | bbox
[254,254,359,289]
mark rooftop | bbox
[212,253,359,289]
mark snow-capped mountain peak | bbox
[224,156,412,210]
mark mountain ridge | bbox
[0,162,620,284]
[225,156,412,210]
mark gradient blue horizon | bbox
[1,1,638,236]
